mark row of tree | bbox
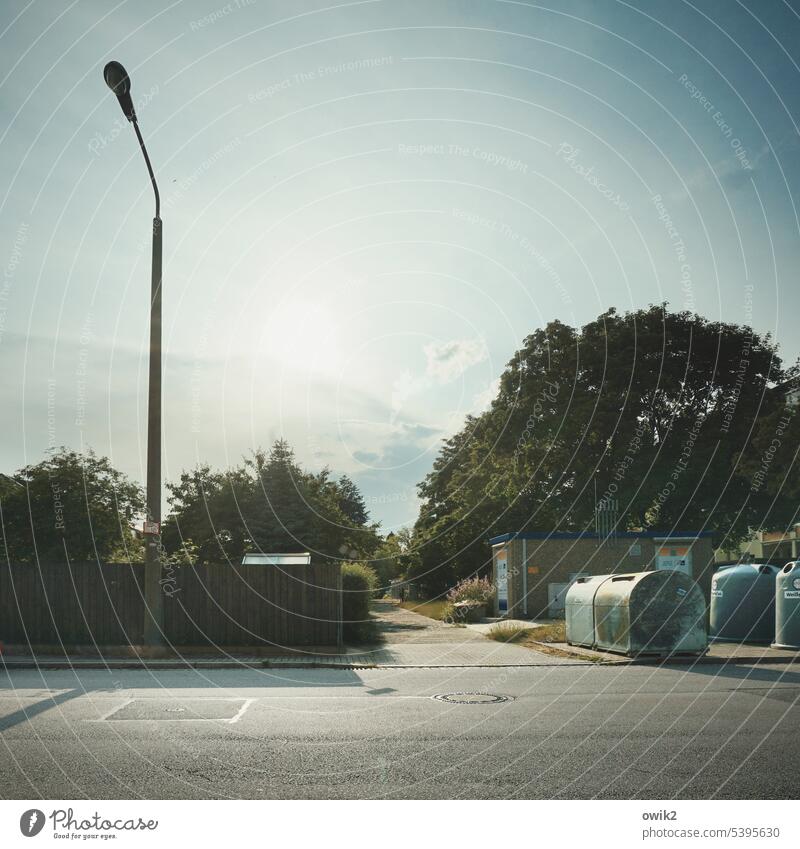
[0,441,382,567]
[2,306,797,597]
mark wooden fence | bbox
[0,560,342,648]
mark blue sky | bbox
[1,0,799,531]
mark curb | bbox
[0,659,589,670]
[526,641,800,666]
[2,650,797,672]
[3,657,794,670]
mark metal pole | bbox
[131,120,164,647]
[103,63,164,647]
[143,213,163,645]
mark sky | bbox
[1,0,800,531]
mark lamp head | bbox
[103,61,137,122]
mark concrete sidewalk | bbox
[5,601,795,670]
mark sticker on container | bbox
[675,587,687,596]
[711,589,723,598]
[784,590,800,599]
[793,577,800,590]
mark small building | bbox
[488,531,715,619]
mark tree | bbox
[160,463,252,564]
[371,528,420,593]
[736,373,800,539]
[335,474,370,526]
[411,305,787,593]
[0,447,143,563]
[162,440,381,564]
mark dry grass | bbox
[486,623,532,642]
[524,621,566,643]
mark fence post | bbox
[337,564,344,650]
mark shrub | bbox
[342,561,379,642]
[447,575,495,605]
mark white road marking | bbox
[227,698,254,724]
[96,697,133,721]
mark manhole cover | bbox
[431,692,513,705]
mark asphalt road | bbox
[1,662,798,799]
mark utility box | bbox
[565,575,612,647]
[709,563,778,644]
[593,570,707,656]
[773,561,800,650]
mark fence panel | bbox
[164,562,340,646]
[0,561,145,646]
[1,560,341,648]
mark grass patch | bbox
[398,599,450,621]
[486,623,532,642]
[524,621,566,643]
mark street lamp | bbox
[104,60,163,647]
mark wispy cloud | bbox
[424,337,488,382]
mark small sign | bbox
[142,520,160,536]
[711,590,723,598]
[784,590,800,599]
[527,565,539,575]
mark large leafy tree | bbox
[410,305,787,593]
[0,447,143,563]
[371,527,420,593]
[736,372,800,540]
[162,440,380,565]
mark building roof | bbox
[489,531,713,545]
[241,552,311,566]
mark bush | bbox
[447,575,495,605]
[342,561,379,643]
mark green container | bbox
[709,563,778,644]
[594,570,707,656]
[773,561,800,650]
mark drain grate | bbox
[431,692,513,705]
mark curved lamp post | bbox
[104,61,163,646]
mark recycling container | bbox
[593,570,707,656]
[709,563,778,644]
[773,561,800,650]
[565,575,612,648]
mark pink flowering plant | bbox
[447,576,495,605]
